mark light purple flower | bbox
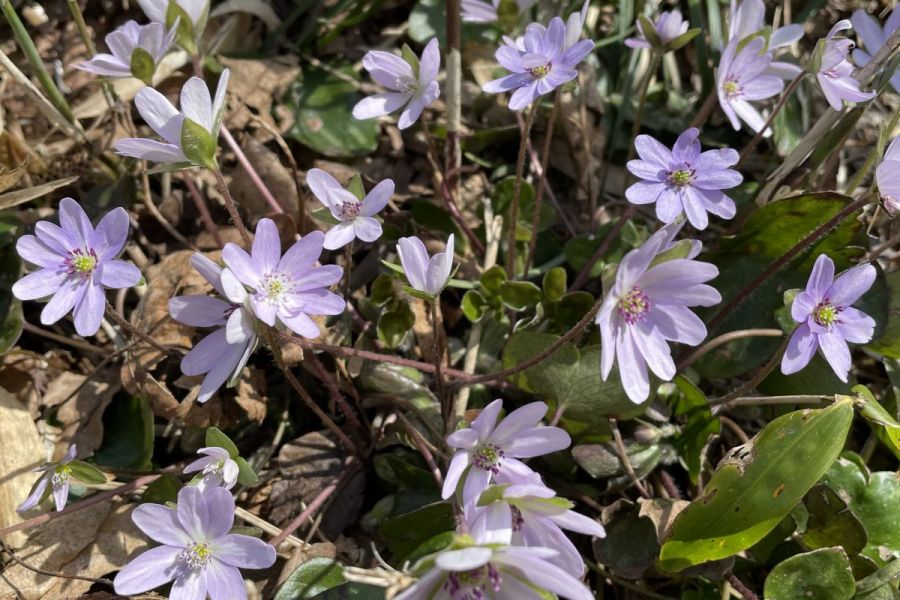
[462,0,537,24]
[353,38,441,130]
[397,234,455,297]
[114,69,230,167]
[442,400,570,507]
[17,445,78,513]
[222,219,345,339]
[168,253,258,403]
[12,198,141,337]
[482,17,594,111]
[877,136,900,215]
[716,37,785,135]
[395,543,594,600]
[781,254,876,382]
[468,479,606,577]
[727,0,804,50]
[626,128,742,230]
[816,20,876,112]
[184,447,239,491]
[137,0,208,51]
[625,10,690,49]
[851,8,900,92]
[307,169,393,250]
[75,20,176,84]
[114,486,276,600]
[596,223,721,403]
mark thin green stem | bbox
[506,103,539,279]
[737,73,804,166]
[1,0,76,123]
[524,91,560,274]
[431,300,448,430]
[627,50,662,164]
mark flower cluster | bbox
[76,20,176,85]
[851,8,900,91]
[401,400,604,599]
[814,20,876,111]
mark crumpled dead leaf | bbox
[0,387,45,547]
[41,369,121,458]
[219,56,300,136]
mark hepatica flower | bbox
[462,0,537,24]
[877,137,900,215]
[396,543,594,600]
[76,20,176,85]
[625,10,693,50]
[168,253,258,403]
[307,169,393,249]
[626,128,742,230]
[137,0,209,53]
[353,38,440,130]
[781,254,876,382]
[815,20,876,112]
[114,68,230,169]
[13,198,141,337]
[482,16,594,111]
[223,219,345,339]
[442,400,570,506]
[397,234,455,298]
[596,224,721,403]
[728,0,803,50]
[716,37,785,135]
[114,486,276,599]
[851,8,900,91]
[17,445,103,513]
[184,447,239,491]
[469,480,605,576]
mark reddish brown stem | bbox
[570,206,637,291]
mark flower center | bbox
[444,564,502,600]
[723,79,741,98]
[511,506,524,533]
[813,301,842,328]
[50,465,71,489]
[396,76,418,94]
[472,444,504,474]
[618,287,651,325]
[65,248,98,278]
[341,201,361,220]
[668,168,694,187]
[529,63,551,78]
[180,543,213,569]
[260,272,290,303]
[202,460,224,476]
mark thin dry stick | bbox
[306,350,364,435]
[719,415,750,444]
[266,329,359,456]
[142,170,197,250]
[430,300,447,427]
[726,572,760,600]
[445,0,462,205]
[249,115,307,232]
[711,395,832,414]
[104,304,175,356]
[628,50,662,162]
[570,206,637,291]
[21,322,105,355]
[0,539,113,586]
[396,411,444,488]
[677,328,783,371]
[506,103,539,278]
[268,460,359,547]
[524,92,560,273]
[219,126,284,215]
[610,418,650,499]
[183,172,224,247]
[688,89,719,129]
[212,166,252,246]
[737,73,804,166]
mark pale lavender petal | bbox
[100,260,141,289]
[631,325,676,380]
[134,86,183,144]
[446,428,479,449]
[34,221,76,256]
[225,305,253,344]
[435,547,493,572]
[280,231,326,278]
[493,550,594,600]
[202,487,235,539]
[836,307,875,343]
[136,0,166,23]
[791,290,817,322]
[291,289,345,315]
[463,464,493,507]
[806,254,835,300]
[132,504,192,546]
[76,56,131,77]
[292,264,343,292]
[425,234,454,295]
[190,253,226,296]
[323,222,356,250]
[169,295,230,327]
[279,311,321,339]
[183,454,218,474]
[818,330,852,382]
[617,328,649,403]
[503,427,571,458]
[419,38,441,85]
[731,98,768,134]
[40,278,83,325]
[213,534,276,568]
[633,134,673,168]
[655,190,683,223]
[360,179,394,217]
[113,546,181,596]
[441,451,470,499]
[251,218,281,274]
[470,502,513,545]
[483,73,532,94]
[672,127,701,162]
[176,486,211,542]
[781,323,816,375]
[681,188,710,230]
[490,402,548,445]
[352,93,410,120]
[17,474,49,512]
[52,480,69,511]
[651,304,708,345]
[198,338,252,403]
[508,82,540,111]
[363,50,415,86]
[91,207,130,259]
[170,570,207,600]
[13,269,66,300]
[114,138,187,163]
[770,23,804,48]
[182,328,228,376]
[58,198,93,246]
[306,169,343,208]
[397,236,430,292]
[549,510,606,537]
[212,69,230,132]
[626,160,666,183]
[626,181,667,205]
[250,295,276,327]
[72,281,105,336]
[202,561,246,600]
[741,75,784,101]
[181,76,214,132]
[222,244,261,288]
[353,217,383,243]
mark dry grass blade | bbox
[0,175,79,209]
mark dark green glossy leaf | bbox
[764,547,855,600]
[235,456,258,486]
[379,501,455,560]
[498,280,541,311]
[206,426,240,458]
[94,396,155,470]
[670,376,719,485]
[867,270,900,359]
[593,499,659,579]
[542,268,566,303]
[802,485,867,556]
[853,385,900,457]
[275,557,345,600]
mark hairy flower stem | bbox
[726,572,760,600]
[430,300,448,430]
[704,194,869,334]
[688,88,718,129]
[610,418,650,499]
[524,92,561,273]
[713,336,790,407]
[183,172,224,247]
[677,328,783,371]
[628,50,662,163]
[219,126,285,215]
[737,73,804,166]
[212,166,252,246]
[506,103,539,279]
[570,206,637,291]
[266,329,359,457]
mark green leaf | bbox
[696,193,865,379]
[94,396,155,470]
[377,304,415,348]
[637,15,662,47]
[285,66,378,157]
[180,118,217,169]
[855,559,900,596]
[141,474,183,504]
[206,426,240,458]
[461,289,489,323]
[853,385,900,457]
[400,44,419,76]
[67,460,106,485]
[593,499,660,579]
[379,501,455,560]
[659,398,854,571]
[370,274,396,307]
[802,484,867,556]
[346,173,366,201]
[480,265,507,297]
[275,557,346,600]
[235,456,258,486]
[502,332,649,425]
[542,268,567,303]
[764,547,855,600]
[129,47,156,85]
[670,376,720,485]
[313,583,386,599]
[866,270,900,358]
[498,280,542,311]
[668,28,701,50]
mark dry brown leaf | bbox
[219,56,300,135]
[227,136,299,218]
[0,176,79,210]
[42,369,122,458]
[235,367,268,424]
[0,387,45,548]
[0,161,27,193]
